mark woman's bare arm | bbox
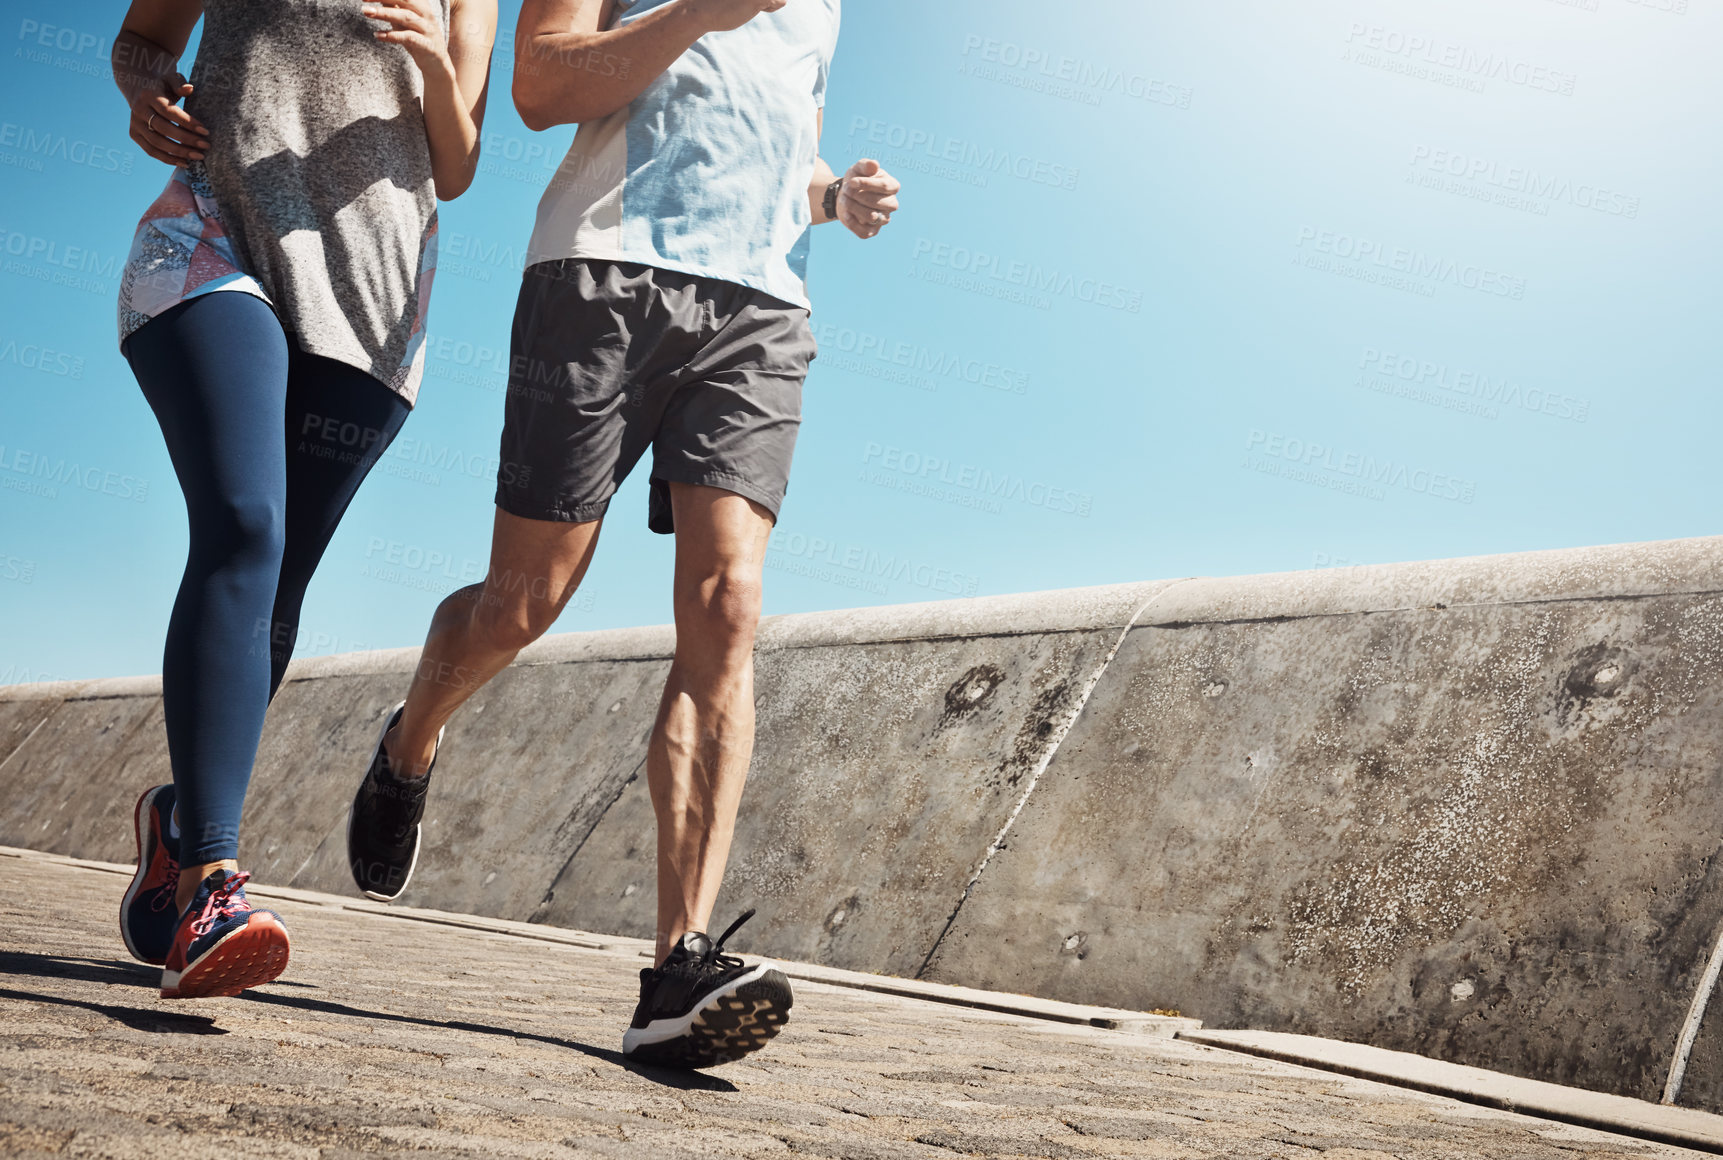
[113,0,208,167]
[364,0,498,200]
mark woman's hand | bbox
[363,0,455,80]
[127,72,208,168]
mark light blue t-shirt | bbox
[526,0,841,309]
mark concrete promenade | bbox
[0,851,1710,1159]
[9,535,1723,1111]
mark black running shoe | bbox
[347,702,440,901]
[621,909,793,1069]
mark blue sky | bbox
[2,0,1718,682]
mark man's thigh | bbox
[667,483,774,598]
[483,507,604,623]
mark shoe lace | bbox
[190,871,252,937]
[149,852,181,912]
[702,908,757,972]
[370,763,428,842]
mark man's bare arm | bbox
[808,113,901,239]
[513,0,783,131]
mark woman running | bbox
[111,0,495,999]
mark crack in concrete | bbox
[911,579,1205,982]
[0,708,54,782]
[527,753,649,926]
[1140,585,1723,632]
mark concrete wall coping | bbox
[0,575,1171,699]
[749,579,1178,650]
[0,580,1178,703]
[0,675,164,703]
[9,537,1721,704]
[1134,536,1723,628]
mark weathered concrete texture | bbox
[282,657,674,920]
[0,694,171,861]
[0,582,1172,969]
[0,853,1702,1160]
[534,583,1176,976]
[12,539,1723,1115]
[1180,1030,1723,1154]
[0,648,677,919]
[925,538,1723,1111]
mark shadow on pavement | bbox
[236,989,740,1092]
[0,985,226,1035]
[0,947,736,1090]
[0,951,226,1034]
[0,950,157,987]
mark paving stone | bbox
[0,856,1704,1159]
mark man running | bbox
[346,0,899,1068]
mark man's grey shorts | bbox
[495,258,816,533]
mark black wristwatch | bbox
[823,177,844,221]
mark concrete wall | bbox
[5,538,1723,1109]
[924,537,1723,1109]
[0,582,1170,981]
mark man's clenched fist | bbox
[836,159,900,240]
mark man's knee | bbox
[675,568,762,646]
[469,582,559,653]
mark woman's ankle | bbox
[175,859,239,913]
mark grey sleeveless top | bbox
[181,0,448,403]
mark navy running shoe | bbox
[622,909,793,1069]
[347,702,440,901]
[160,869,290,999]
[120,784,180,965]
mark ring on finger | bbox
[147,111,158,133]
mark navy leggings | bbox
[125,293,410,865]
